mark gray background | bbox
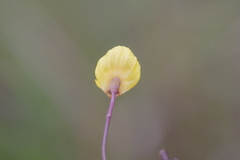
[1,0,240,160]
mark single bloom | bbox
[95,46,141,97]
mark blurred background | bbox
[0,0,240,160]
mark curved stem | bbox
[102,91,116,160]
[102,77,120,160]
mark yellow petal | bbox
[95,46,141,97]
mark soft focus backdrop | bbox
[1,0,240,160]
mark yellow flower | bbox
[95,46,141,97]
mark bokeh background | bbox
[1,0,240,160]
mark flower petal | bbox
[95,46,141,97]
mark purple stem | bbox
[102,77,120,160]
[159,150,169,160]
[102,91,116,160]
[159,149,179,160]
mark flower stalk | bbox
[102,77,121,160]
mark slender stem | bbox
[159,150,169,160]
[102,91,116,160]
[159,149,178,160]
[102,77,120,160]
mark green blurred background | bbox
[1,0,240,160]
